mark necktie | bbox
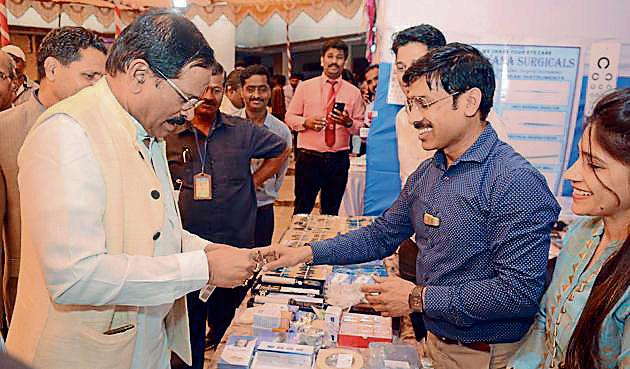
[325,80,338,147]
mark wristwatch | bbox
[408,285,425,313]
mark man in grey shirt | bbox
[239,64,292,246]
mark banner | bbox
[475,44,581,193]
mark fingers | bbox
[360,284,383,293]
[369,303,388,312]
[314,119,326,131]
[261,257,287,272]
[328,112,342,124]
[256,246,278,261]
[372,275,386,283]
[364,293,383,305]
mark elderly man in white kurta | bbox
[7,10,259,369]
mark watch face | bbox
[409,287,423,312]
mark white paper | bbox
[386,66,406,106]
[335,353,354,368]
[384,359,411,369]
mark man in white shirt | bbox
[392,25,447,185]
[283,72,302,109]
[7,10,258,369]
[1,45,38,106]
[219,68,244,115]
[0,50,15,112]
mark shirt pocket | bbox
[304,94,324,117]
[78,323,137,368]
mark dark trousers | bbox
[206,286,248,345]
[293,149,350,215]
[254,204,275,247]
[173,286,248,369]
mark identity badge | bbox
[423,212,440,227]
[193,173,212,200]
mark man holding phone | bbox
[285,38,365,215]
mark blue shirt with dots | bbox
[311,124,560,344]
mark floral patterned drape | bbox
[6,0,363,28]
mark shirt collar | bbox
[185,111,225,136]
[31,89,46,113]
[433,124,498,169]
[240,109,271,128]
[130,113,152,145]
[321,74,343,86]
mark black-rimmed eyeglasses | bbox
[152,67,204,112]
[406,91,460,113]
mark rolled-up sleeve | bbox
[347,88,365,135]
[18,115,209,307]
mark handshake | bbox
[203,244,314,288]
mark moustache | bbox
[412,119,432,130]
[198,98,217,107]
[327,64,340,69]
[166,115,187,126]
[249,98,265,103]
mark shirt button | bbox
[153,232,161,240]
[151,190,160,199]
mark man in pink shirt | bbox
[285,38,365,215]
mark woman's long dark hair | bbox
[564,88,630,369]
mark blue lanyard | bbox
[192,128,210,174]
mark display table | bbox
[339,156,367,216]
[208,214,412,369]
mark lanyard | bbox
[192,128,210,174]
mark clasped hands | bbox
[204,245,272,288]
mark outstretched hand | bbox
[258,244,314,271]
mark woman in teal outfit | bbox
[509,88,630,369]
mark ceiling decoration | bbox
[6,0,363,29]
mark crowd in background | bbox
[0,10,628,369]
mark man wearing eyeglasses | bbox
[0,50,16,112]
[7,10,260,369]
[262,43,560,369]
[166,62,288,369]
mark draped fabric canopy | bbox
[6,0,363,28]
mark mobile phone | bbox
[333,102,345,114]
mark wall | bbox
[191,15,236,70]
[236,8,364,48]
[376,0,630,64]
[7,8,236,76]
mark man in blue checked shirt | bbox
[262,43,560,369]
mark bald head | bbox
[0,50,16,78]
[0,50,16,111]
